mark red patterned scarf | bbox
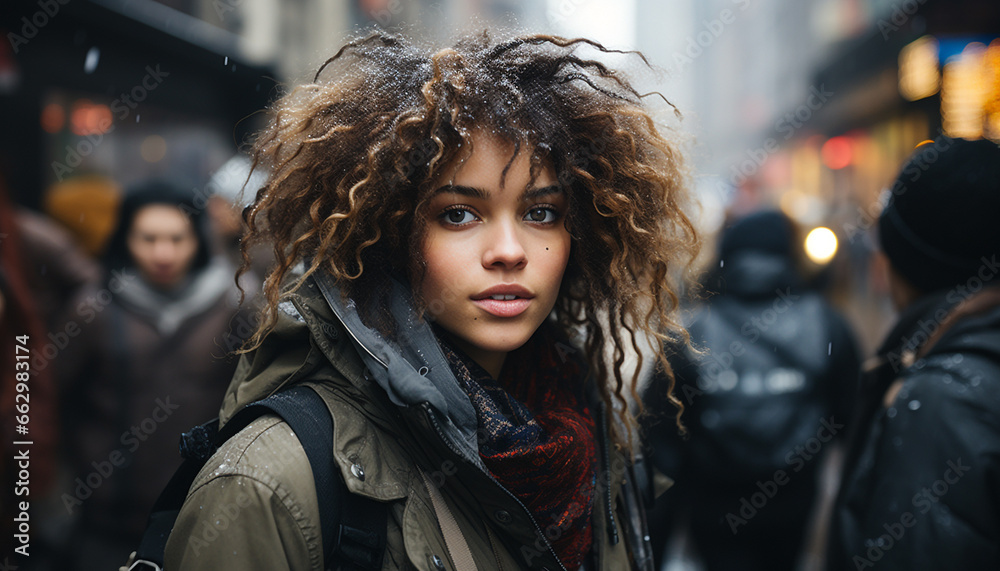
[437,323,598,570]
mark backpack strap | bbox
[130,385,386,571]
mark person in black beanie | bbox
[643,210,860,571]
[828,136,1000,570]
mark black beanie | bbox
[719,210,794,260]
[878,136,1000,293]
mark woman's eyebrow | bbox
[431,184,489,199]
[431,184,563,200]
[521,185,562,201]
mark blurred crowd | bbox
[0,159,266,569]
[3,132,999,571]
[642,138,1000,570]
[1,1,999,569]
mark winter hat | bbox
[208,154,267,207]
[878,136,1000,293]
[719,210,794,260]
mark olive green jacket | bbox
[164,275,653,570]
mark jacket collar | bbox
[310,270,483,466]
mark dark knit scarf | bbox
[436,324,597,570]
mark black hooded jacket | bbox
[829,286,1000,570]
[646,249,860,491]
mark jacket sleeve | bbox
[640,347,694,479]
[164,417,325,571]
[165,475,312,570]
[843,357,1000,569]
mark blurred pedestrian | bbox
[55,180,250,570]
[645,210,860,571]
[205,153,272,284]
[14,206,101,330]
[828,136,1000,570]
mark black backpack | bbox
[130,385,387,570]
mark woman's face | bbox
[419,134,572,378]
[127,204,199,289]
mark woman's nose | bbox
[151,239,177,261]
[482,220,527,270]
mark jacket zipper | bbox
[421,402,569,571]
[597,405,619,546]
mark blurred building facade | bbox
[631,0,1000,352]
[2,0,276,258]
[2,0,555,229]
[6,0,997,254]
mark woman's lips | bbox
[471,297,532,317]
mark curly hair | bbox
[238,28,699,452]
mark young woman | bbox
[163,29,698,571]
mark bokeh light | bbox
[821,136,852,170]
[140,135,167,163]
[41,103,66,133]
[69,100,113,136]
[805,226,838,264]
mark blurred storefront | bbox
[1,0,277,252]
[797,0,998,226]
[2,0,552,250]
[732,0,1000,215]
[752,0,1000,350]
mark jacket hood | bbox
[219,269,482,465]
[103,179,213,279]
[713,250,803,299]
[918,286,1000,364]
[312,270,481,462]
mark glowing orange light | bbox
[69,100,113,136]
[41,103,65,133]
[899,36,940,101]
[915,139,935,148]
[821,136,852,170]
[942,44,987,140]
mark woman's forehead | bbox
[428,131,556,191]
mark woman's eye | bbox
[525,207,557,223]
[442,208,476,225]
